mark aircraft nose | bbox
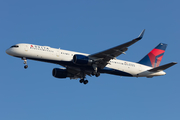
[6,48,11,55]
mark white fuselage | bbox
[6,43,166,78]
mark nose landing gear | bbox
[22,57,28,69]
[24,65,28,69]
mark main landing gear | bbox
[79,79,88,85]
[92,64,100,77]
[92,72,100,77]
[22,57,28,69]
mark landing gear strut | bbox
[79,71,89,84]
[22,57,28,69]
[92,64,100,77]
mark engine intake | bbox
[73,54,93,65]
[52,68,72,78]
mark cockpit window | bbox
[10,45,19,48]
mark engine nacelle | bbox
[73,54,93,65]
[52,68,72,78]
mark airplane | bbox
[6,29,177,84]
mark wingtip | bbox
[172,62,177,64]
[138,29,145,39]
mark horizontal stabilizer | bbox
[148,62,177,72]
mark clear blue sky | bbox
[1,0,180,120]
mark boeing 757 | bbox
[6,30,177,84]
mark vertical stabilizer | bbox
[138,43,167,68]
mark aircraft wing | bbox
[89,29,145,69]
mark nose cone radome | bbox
[6,48,11,55]
[6,48,14,56]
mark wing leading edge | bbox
[89,29,145,69]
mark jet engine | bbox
[52,68,72,78]
[73,54,93,65]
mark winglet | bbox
[137,29,145,40]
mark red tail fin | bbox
[138,43,167,68]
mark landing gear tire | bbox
[22,57,28,69]
[79,79,84,83]
[95,72,100,77]
[79,79,88,84]
[84,80,88,85]
[91,72,95,76]
[92,71,98,76]
[24,65,28,69]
